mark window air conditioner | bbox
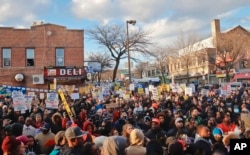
[32,75,44,84]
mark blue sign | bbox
[0,85,26,96]
[136,83,143,88]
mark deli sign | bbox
[44,66,85,79]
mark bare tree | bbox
[213,31,249,81]
[172,32,204,83]
[86,24,154,82]
[152,47,171,83]
[87,52,113,82]
[135,61,148,78]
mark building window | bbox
[148,71,151,76]
[152,70,155,76]
[157,69,161,74]
[2,48,11,67]
[56,48,64,66]
[26,48,34,66]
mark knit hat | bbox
[212,127,223,136]
[1,136,21,153]
[54,131,65,145]
[152,118,160,124]
[175,117,183,124]
[130,129,144,146]
[16,135,29,145]
[144,116,151,122]
[152,102,159,109]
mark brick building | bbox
[0,23,85,91]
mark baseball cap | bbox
[144,116,151,122]
[152,118,160,124]
[65,126,86,140]
[40,123,50,130]
[175,117,183,124]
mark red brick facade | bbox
[0,24,84,89]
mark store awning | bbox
[234,72,250,79]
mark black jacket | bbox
[61,146,85,155]
[145,128,166,146]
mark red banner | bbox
[234,72,250,79]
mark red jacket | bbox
[217,123,236,134]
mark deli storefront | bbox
[44,66,86,90]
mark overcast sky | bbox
[0,0,250,66]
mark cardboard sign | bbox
[138,88,144,94]
[105,103,119,109]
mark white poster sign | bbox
[170,83,179,93]
[152,88,159,100]
[145,88,149,95]
[129,84,135,91]
[40,93,45,99]
[45,100,59,109]
[24,95,33,112]
[12,91,27,111]
[149,85,154,92]
[45,93,59,109]
[185,87,193,96]
[71,93,80,100]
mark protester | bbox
[1,136,25,155]
[50,131,66,155]
[22,117,36,137]
[101,136,127,155]
[26,135,41,155]
[126,129,146,155]
[35,123,55,154]
[217,113,237,134]
[145,118,166,146]
[61,126,86,155]
[193,125,213,155]
[167,117,187,137]
[211,127,223,143]
[146,140,164,155]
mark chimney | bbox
[211,19,220,38]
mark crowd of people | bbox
[0,82,250,155]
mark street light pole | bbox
[126,20,136,83]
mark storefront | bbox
[234,72,250,82]
[44,66,86,90]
